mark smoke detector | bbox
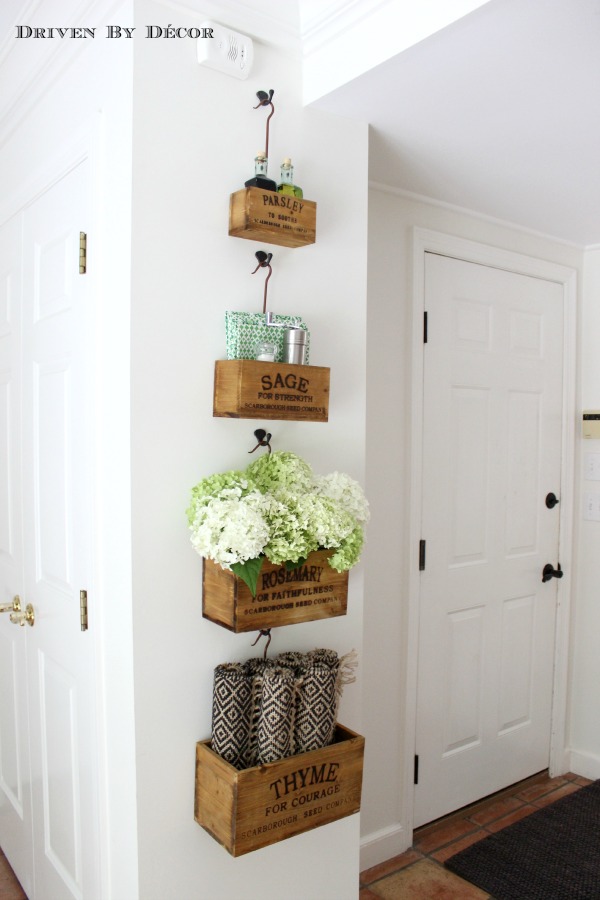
[197,21,254,79]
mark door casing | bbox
[403,227,577,840]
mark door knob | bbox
[10,603,35,627]
[545,492,560,509]
[0,596,21,614]
[542,563,563,583]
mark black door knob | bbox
[546,493,560,509]
[542,563,563,582]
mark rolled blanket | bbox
[292,649,358,754]
[256,666,296,764]
[211,663,253,770]
[241,657,274,766]
[211,650,358,767]
[293,661,338,753]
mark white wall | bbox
[129,2,368,898]
[361,186,585,868]
[569,247,600,779]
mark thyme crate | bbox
[195,723,364,856]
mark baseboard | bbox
[567,749,600,780]
[359,822,410,871]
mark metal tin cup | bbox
[283,326,307,365]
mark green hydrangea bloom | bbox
[245,451,313,496]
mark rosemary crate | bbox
[202,550,348,632]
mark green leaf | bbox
[231,556,265,597]
[285,557,307,571]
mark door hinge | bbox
[423,310,428,343]
[419,539,426,571]
[80,589,88,631]
[414,754,419,785]
[79,232,87,274]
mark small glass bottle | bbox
[245,151,277,192]
[255,340,276,362]
[277,158,303,198]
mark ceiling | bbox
[309,0,600,247]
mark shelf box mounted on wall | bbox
[213,359,330,422]
[203,549,348,632]
[195,723,364,856]
[229,187,316,248]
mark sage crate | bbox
[213,359,330,422]
[202,550,348,632]
[195,723,364,856]
[229,187,316,248]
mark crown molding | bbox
[369,181,587,251]
[300,0,388,56]
[163,0,302,54]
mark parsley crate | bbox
[229,187,316,248]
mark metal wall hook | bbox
[249,429,272,454]
[251,250,273,315]
[251,628,272,659]
[253,89,275,159]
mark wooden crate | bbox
[213,359,330,422]
[195,723,364,856]
[229,187,316,248]
[203,550,348,632]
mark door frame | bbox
[404,227,577,840]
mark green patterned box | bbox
[225,311,310,363]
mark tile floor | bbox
[360,770,592,899]
[0,772,592,900]
[0,849,26,900]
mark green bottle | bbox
[277,158,303,198]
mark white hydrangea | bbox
[314,471,370,526]
[189,491,269,568]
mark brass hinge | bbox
[79,232,87,274]
[80,589,88,631]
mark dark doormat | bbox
[445,780,600,900]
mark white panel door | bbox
[0,216,34,898]
[0,158,100,900]
[414,252,564,828]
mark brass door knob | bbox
[10,603,35,627]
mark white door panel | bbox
[415,253,563,827]
[22,161,98,900]
[0,160,99,899]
